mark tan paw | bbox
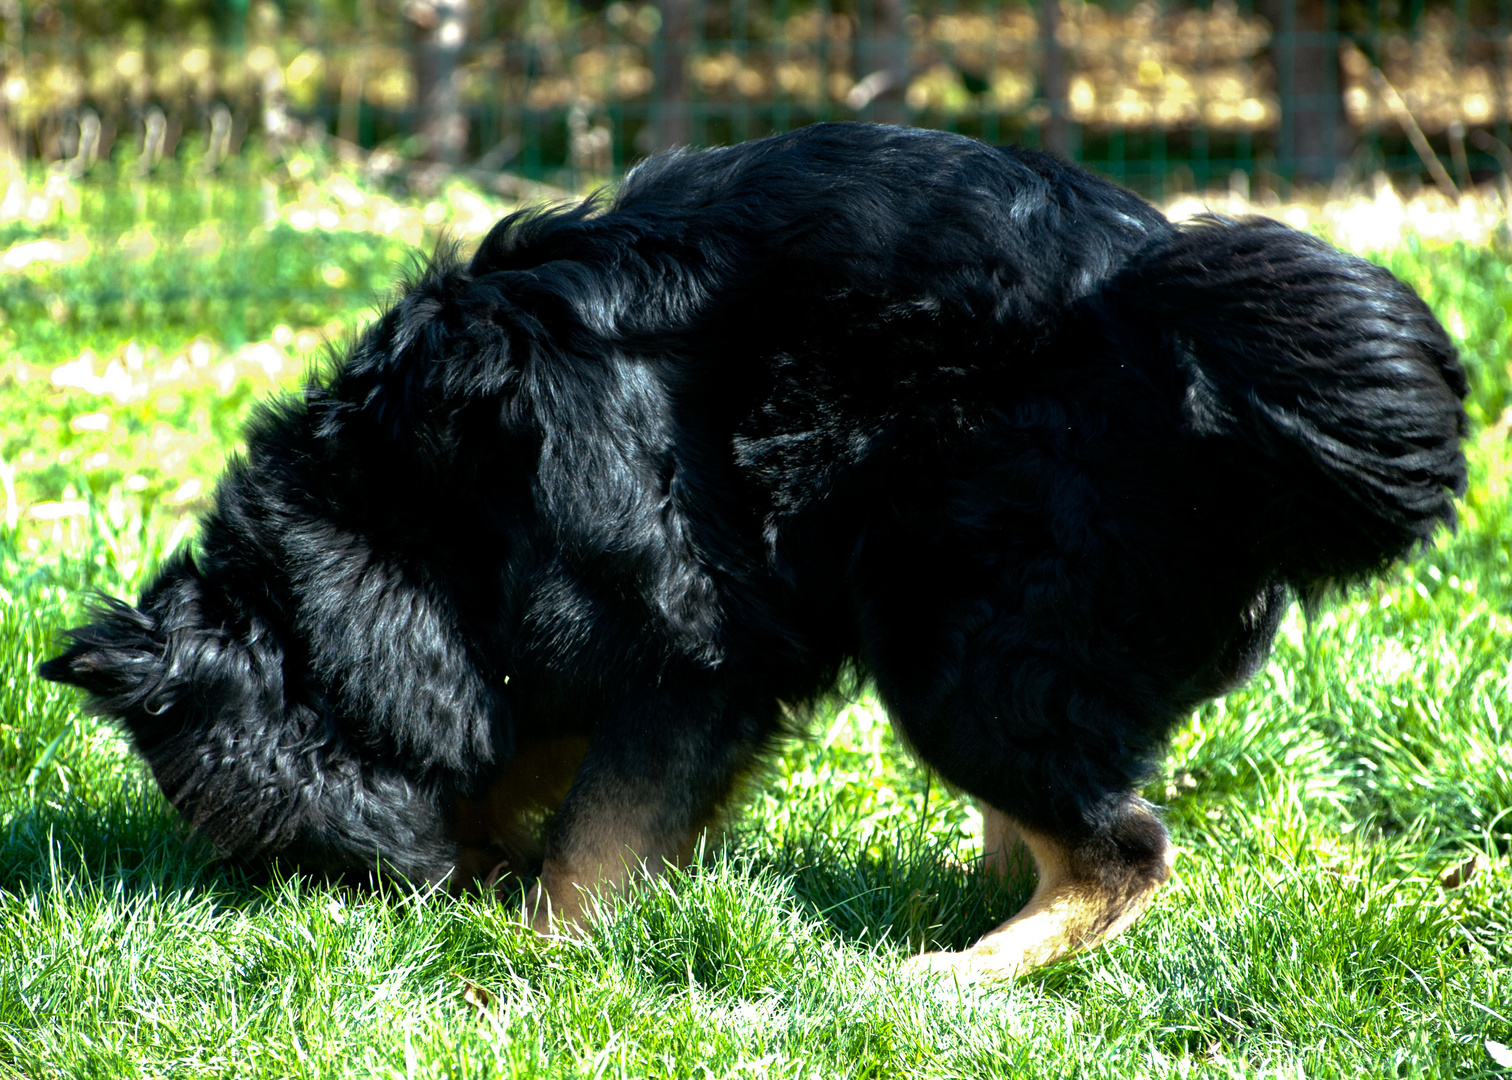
[901,945,1020,984]
[521,879,594,938]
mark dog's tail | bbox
[1108,215,1468,587]
[39,553,461,885]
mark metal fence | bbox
[2,0,1510,198]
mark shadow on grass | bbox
[0,781,257,902]
[0,790,524,927]
[733,832,1034,955]
[3,780,1036,971]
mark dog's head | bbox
[41,553,463,884]
[41,553,296,846]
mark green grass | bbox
[2,160,1510,1078]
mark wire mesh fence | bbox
[1,0,1511,198]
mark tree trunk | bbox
[656,0,692,150]
[867,0,908,127]
[1268,0,1351,185]
[412,0,469,164]
[0,0,22,165]
[1040,0,1069,158]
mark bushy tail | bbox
[1111,215,1468,586]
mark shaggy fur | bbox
[43,124,1466,962]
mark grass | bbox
[1,152,1511,1078]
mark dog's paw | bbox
[901,946,1020,984]
[520,878,598,939]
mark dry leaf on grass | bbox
[456,974,494,1019]
[1438,854,1485,891]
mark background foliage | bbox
[6,0,1512,193]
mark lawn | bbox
[2,147,1510,1079]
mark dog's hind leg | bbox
[980,802,1032,880]
[910,795,1173,980]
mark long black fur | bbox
[41,123,1467,887]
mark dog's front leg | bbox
[525,797,697,934]
[911,796,1173,980]
[521,688,763,935]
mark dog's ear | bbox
[39,553,243,751]
[41,595,179,719]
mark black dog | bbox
[43,123,1467,978]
